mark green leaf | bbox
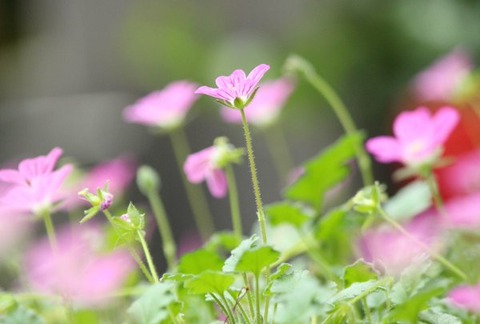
[329,280,386,304]
[265,202,312,229]
[265,263,293,296]
[384,180,432,221]
[386,288,444,322]
[235,246,280,276]
[285,133,362,210]
[342,259,378,288]
[127,203,145,230]
[419,309,462,324]
[177,249,224,275]
[72,310,100,324]
[223,235,258,272]
[0,293,16,314]
[127,282,178,324]
[184,271,235,295]
[204,232,242,253]
[0,305,43,324]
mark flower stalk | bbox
[226,164,243,241]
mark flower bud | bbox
[136,165,161,195]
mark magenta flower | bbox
[365,107,460,167]
[358,212,440,276]
[449,284,480,313]
[123,81,198,129]
[220,77,294,127]
[25,223,134,307]
[184,146,227,198]
[441,193,480,229]
[0,148,73,215]
[195,64,270,109]
[413,49,472,102]
[439,149,480,198]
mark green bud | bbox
[137,165,161,195]
[212,137,244,169]
[351,182,387,215]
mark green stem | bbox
[349,278,391,305]
[41,209,57,250]
[146,190,177,271]
[136,230,160,283]
[103,210,155,283]
[240,109,268,244]
[255,274,261,324]
[362,298,372,323]
[243,274,255,319]
[378,207,467,280]
[221,294,237,324]
[210,293,233,324]
[169,128,215,240]
[228,290,251,324]
[425,172,445,213]
[290,55,373,187]
[226,165,243,240]
[262,123,295,182]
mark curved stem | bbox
[146,190,177,271]
[41,210,57,250]
[137,230,160,283]
[240,109,268,244]
[226,165,242,241]
[378,207,467,280]
[262,123,295,183]
[169,128,215,240]
[289,55,373,187]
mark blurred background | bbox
[1,0,480,251]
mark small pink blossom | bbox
[366,107,460,167]
[25,224,134,307]
[123,81,198,129]
[0,148,73,215]
[220,78,294,126]
[184,146,227,198]
[449,284,480,313]
[195,64,270,109]
[413,49,472,102]
[358,212,440,276]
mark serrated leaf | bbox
[265,202,311,229]
[223,235,258,272]
[177,249,224,275]
[127,203,145,230]
[342,259,378,288]
[127,282,177,324]
[265,263,293,296]
[285,133,362,210]
[329,280,385,304]
[235,246,280,276]
[161,273,194,283]
[184,271,235,295]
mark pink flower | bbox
[438,150,480,198]
[358,212,440,276]
[0,148,73,215]
[195,64,270,109]
[0,207,32,261]
[25,224,134,307]
[123,81,198,129]
[441,193,480,229]
[220,78,294,126]
[366,107,460,167]
[413,49,472,102]
[449,284,480,313]
[184,146,227,198]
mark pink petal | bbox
[18,147,63,179]
[183,147,216,183]
[365,137,402,163]
[393,108,431,143]
[449,285,480,313]
[247,64,270,84]
[215,76,233,90]
[206,169,227,198]
[0,169,25,185]
[195,86,222,99]
[432,106,460,144]
[220,107,243,124]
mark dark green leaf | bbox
[387,288,444,322]
[285,133,362,210]
[342,259,378,288]
[223,235,258,273]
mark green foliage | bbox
[223,235,258,273]
[342,259,378,288]
[177,248,224,275]
[387,287,445,322]
[284,133,362,210]
[184,271,235,295]
[0,305,43,324]
[265,202,312,229]
[127,282,179,324]
[234,246,280,276]
[384,180,432,221]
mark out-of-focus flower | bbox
[25,224,134,307]
[441,193,480,229]
[184,138,243,198]
[0,207,31,261]
[220,78,294,127]
[123,81,198,130]
[448,284,480,313]
[0,148,73,215]
[358,212,440,276]
[195,64,270,109]
[366,107,460,168]
[413,49,472,102]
